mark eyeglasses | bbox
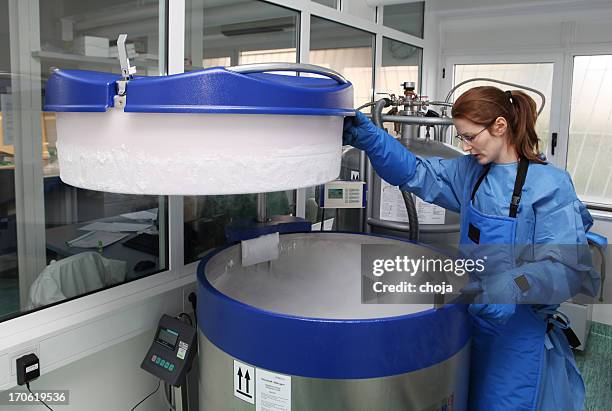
[454,124,490,144]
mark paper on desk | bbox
[79,222,152,232]
[120,208,158,221]
[67,231,128,248]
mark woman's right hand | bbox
[342,111,385,151]
[342,110,417,187]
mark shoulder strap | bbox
[471,165,491,201]
[509,157,529,218]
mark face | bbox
[454,117,510,164]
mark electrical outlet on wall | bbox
[10,346,39,376]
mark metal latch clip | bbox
[113,34,136,109]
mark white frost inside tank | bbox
[55,111,343,195]
[205,233,453,319]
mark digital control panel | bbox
[141,314,197,387]
[319,181,366,209]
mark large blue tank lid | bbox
[44,64,354,116]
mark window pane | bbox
[382,2,424,39]
[453,63,553,152]
[310,16,374,114]
[0,0,17,320]
[186,0,298,69]
[567,55,612,205]
[380,38,422,94]
[1,0,168,322]
[184,0,298,264]
[308,17,374,231]
[312,0,338,8]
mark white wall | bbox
[4,330,169,411]
[429,0,612,325]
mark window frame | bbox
[560,47,612,210]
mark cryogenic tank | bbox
[197,232,470,411]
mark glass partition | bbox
[0,0,17,321]
[312,0,338,9]
[185,0,297,70]
[310,16,374,110]
[380,37,422,96]
[307,16,374,231]
[0,0,168,322]
[382,2,425,39]
[183,0,298,264]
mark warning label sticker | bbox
[256,368,291,411]
[177,341,188,360]
[379,181,446,224]
[234,360,255,404]
[415,196,446,225]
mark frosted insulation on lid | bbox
[44,64,354,195]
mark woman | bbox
[343,86,599,410]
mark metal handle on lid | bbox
[227,63,348,85]
[117,34,136,80]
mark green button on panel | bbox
[160,359,166,367]
[168,364,175,372]
[155,357,162,365]
[164,362,170,369]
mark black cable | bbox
[188,292,198,325]
[371,98,419,241]
[177,312,193,326]
[25,382,54,411]
[320,208,325,232]
[130,379,161,411]
[335,208,338,231]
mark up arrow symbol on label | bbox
[233,360,255,404]
[244,369,251,393]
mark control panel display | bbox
[328,188,343,199]
[156,327,179,350]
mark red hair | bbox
[451,86,544,163]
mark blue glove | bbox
[343,111,385,151]
[343,111,417,186]
[468,304,517,325]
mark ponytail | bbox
[507,90,542,163]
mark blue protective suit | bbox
[343,112,600,411]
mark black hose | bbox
[371,99,419,241]
[371,99,387,128]
[356,101,376,111]
[401,191,419,242]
